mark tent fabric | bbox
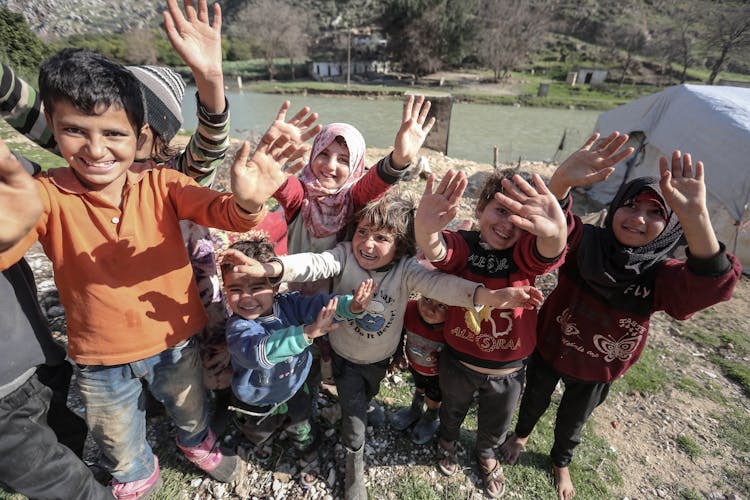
[587,84,750,271]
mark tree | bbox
[229,0,309,80]
[123,28,158,65]
[649,0,701,84]
[702,1,750,84]
[381,0,446,77]
[475,0,552,81]
[0,7,48,79]
[596,6,648,86]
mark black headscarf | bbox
[576,176,683,301]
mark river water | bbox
[181,88,601,164]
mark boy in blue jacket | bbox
[220,235,374,488]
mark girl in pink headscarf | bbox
[274,94,435,258]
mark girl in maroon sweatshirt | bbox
[501,133,741,500]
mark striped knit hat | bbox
[127,65,185,142]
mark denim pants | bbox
[76,337,209,483]
[514,351,610,467]
[0,368,112,500]
[438,350,525,460]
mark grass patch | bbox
[612,347,670,395]
[679,487,704,500]
[675,434,702,460]
[675,376,728,405]
[679,320,750,396]
[0,121,61,171]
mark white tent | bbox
[587,84,750,272]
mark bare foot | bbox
[552,464,575,500]
[499,433,528,465]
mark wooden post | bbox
[414,93,452,156]
[493,145,499,170]
[237,76,243,89]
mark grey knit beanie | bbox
[126,65,185,142]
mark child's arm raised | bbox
[392,95,436,169]
[414,170,468,261]
[474,285,544,310]
[659,151,720,258]
[164,0,224,113]
[0,139,42,253]
[495,173,567,259]
[548,132,633,200]
[231,135,306,215]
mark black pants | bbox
[331,351,388,451]
[0,367,112,499]
[514,351,610,467]
[438,350,525,460]
[37,361,89,458]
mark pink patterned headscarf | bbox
[300,123,367,238]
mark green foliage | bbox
[612,348,670,395]
[50,33,128,61]
[0,8,48,79]
[675,434,703,460]
[679,488,704,500]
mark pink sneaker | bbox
[110,455,162,500]
[176,427,243,483]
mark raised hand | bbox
[0,138,42,251]
[496,174,565,239]
[549,132,633,199]
[261,101,322,165]
[304,297,340,340]
[415,170,467,235]
[218,249,275,278]
[392,95,436,168]
[350,278,376,314]
[659,150,706,218]
[163,0,222,81]
[491,285,543,310]
[231,136,306,213]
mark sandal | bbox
[437,439,460,476]
[477,457,506,499]
[298,450,320,488]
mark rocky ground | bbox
[19,144,750,499]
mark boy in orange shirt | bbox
[0,49,303,499]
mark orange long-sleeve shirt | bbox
[0,162,265,365]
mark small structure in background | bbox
[566,68,608,86]
[310,60,390,81]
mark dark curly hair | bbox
[220,235,277,275]
[350,188,418,260]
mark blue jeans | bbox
[76,337,209,483]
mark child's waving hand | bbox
[231,136,306,214]
[304,297,340,340]
[392,95,436,168]
[163,0,223,109]
[659,151,720,258]
[0,138,42,251]
[262,100,322,165]
[495,173,567,259]
[416,170,467,233]
[548,132,633,199]
[475,285,544,310]
[351,278,376,314]
[415,170,467,261]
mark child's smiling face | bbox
[223,272,275,320]
[311,139,350,190]
[476,198,522,250]
[352,221,397,270]
[612,195,667,247]
[47,100,141,197]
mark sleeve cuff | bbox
[196,92,229,124]
[686,242,732,276]
[376,153,409,184]
[234,202,267,225]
